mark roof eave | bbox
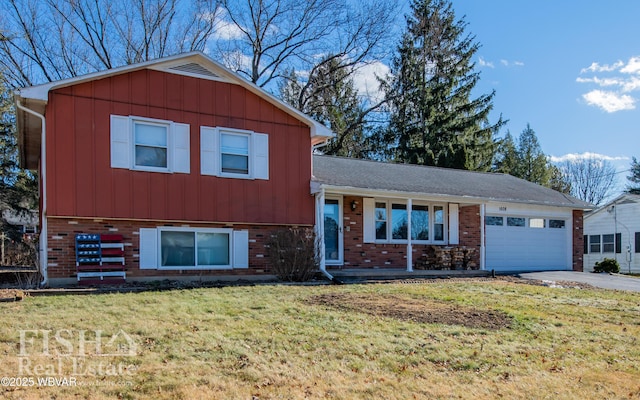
[314,182,594,210]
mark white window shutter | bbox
[110,115,130,169]
[139,228,158,269]
[173,123,190,173]
[233,230,249,268]
[449,203,459,245]
[363,198,376,243]
[200,127,219,176]
[252,133,269,180]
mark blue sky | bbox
[449,0,639,182]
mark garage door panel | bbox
[486,219,568,271]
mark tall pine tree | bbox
[280,58,372,158]
[380,0,503,170]
[627,157,640,194]
[515,124,551,186]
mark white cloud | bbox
[578,56,640,112]
[352,61,390,104]
[549,152,630,163]
[580,60,624,74]
[205,9,244,40]
[582,90,635,112]
[478,57,494,68]
[620,56,640,74]
[513,61,524,67]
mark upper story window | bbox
[110,114,190,174]
[201,126,269,180]
[134,120,169,169]
[220,132,250,176]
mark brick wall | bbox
[46,217,307,279]
[572,209,584,272]
[337,197,481,269]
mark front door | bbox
[324,197,343,265]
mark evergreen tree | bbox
[626,157,640,194]
[548,165,571,194]
[493,131,518,174]
[380,0,503,170]
[515,124,550,186]
[280,58,371,158]
[0,77,38,241]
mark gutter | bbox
[15,100,48,288]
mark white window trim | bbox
[131,116,172,173]
[200,126,269,180]
[219,129,252,179]
[158,227,233,270]
[371,200,448,245]
[110,114,190,174]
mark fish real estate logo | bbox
[16,329,139,379]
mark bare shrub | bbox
[266,228,319,282]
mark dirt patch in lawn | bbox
[0,289,25,302]
[307,293,512,330]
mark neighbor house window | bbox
[636,232,640,253]
[549,219,565,228]
[411,205,430,240]
[220,132,250,175]
[375,202,388,240]
[589,235,601,253]
[602,234,614,253]
[160,228,231,269]
[134,120,169,169]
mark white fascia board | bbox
[316,184,589,210]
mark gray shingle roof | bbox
[312,155,592,209]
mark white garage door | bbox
[485,216,570,272]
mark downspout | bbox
[16,100,48,288]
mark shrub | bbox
[593,258,620,274]
[266,228,319,282]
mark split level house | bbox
[14,52,592,286]
[583,193,640,273]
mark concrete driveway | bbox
[518,271,640,292]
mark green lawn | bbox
[1,280,639,399]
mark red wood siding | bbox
[45,69,313,225]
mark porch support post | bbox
[406,198,413,272]
[316,189,326,273]
[480,203,486,270]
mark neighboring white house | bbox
[583,193,640,273]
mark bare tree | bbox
[558,156,617,206]
[0,0,223,87]
[217,0,399,88]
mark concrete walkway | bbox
[518,271,640,292]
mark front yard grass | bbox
[1,279,639,399]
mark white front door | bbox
[324,197,343,265]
